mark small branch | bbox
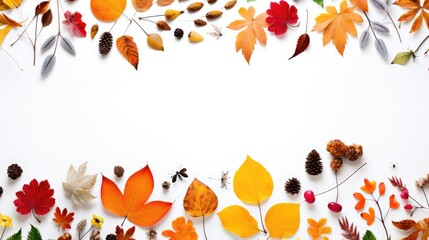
[363,12,379,42]
[80,226,93,240]
[372,195,389,240]
[305,9,308,33]
[409,195,425,208]
[138,14,164,19]
[384,9,402,42]
[33,14,39,66]
[422,187,429,207]
[335,170,339,202]
[414,34,429,53]
[10,15,36,47]
[0,46,23,71]
[121,216,127,227]
[0,226,6,240]
[202,215,208,240]
[257,202,267,234]
[132,18,149,36]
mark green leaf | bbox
[363,230,377,240]
[391,51,413,65]
[313,0,323,7]
[27,225,42,240]
[6,229,22,240]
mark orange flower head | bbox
[162,217,198,240]
[307,218,332,240]
[389,194,400,209]
[361,207,375,226]
[361,179,376,194]
[353,192,366,211]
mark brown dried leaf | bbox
[35,1,50,15]
[41,9,52,27]
[156,20,171,30]
[206,10,222,19]
[224,0,237,9]
[187,2,203,12]
[183,178,218,217]
[289,33,310,60]
[393,219,417,230]
[116,35,139,70]
[156,0,173,6]
[91,24,99,39]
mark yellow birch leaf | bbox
[183,178,218,217]
[0,24,13,45]
[147,33,164,51]
[265,203,300,238]
[233,155,273,204]
[91,0,126,22]
[217,205,259,238]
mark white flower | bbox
[62,162,97,205]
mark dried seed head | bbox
[156,20,171,31]
[224,0,237,9]
[162,181,170,190]
[105,234,117,240]
[76,219,87,232]
[285,177,301,195]
[114,166,125,178]
[205,10,223,20]
[194,19,207,26]
[147,228,157,239]
[345,144,363,161]
[326,139,347,157]
[90,230,100,240]
[7,163,23,180]
[174,28,184,39]
[330,157,343,171]
[187,2,204,12]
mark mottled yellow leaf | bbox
[132,0,152,12]
[233,155,273,204]
[183,178,218,217]
[265,203,300,238]
[91,0,126,22]
[217,205,259,238]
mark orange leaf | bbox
[227,6,268,64]
[360,178,376,194]
[353,192,366,210]
[52,207,74,230]
[91,0,126,22]
[360,207,375,226]
[116,226,136,240]
[394,0,429,32]
[392,219,417,230]
[157,0,173,6]
[101,165,172,227]
[183,178,218,217]
[162,216,198,240]
[116,36,139,70]
[312,0,363,56]
[379,182,385,196]
[132,0,152,12]
[389,194,400,209]
[350,0,368,12]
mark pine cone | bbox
[305,149,323,175]
[7,163,23,180]
[106,234,117,240]
[147,228,157,240]
[99,32,113,55]
[114,166,124,177]
[76,219,87,232]
[326,139,347,157]
[345,144,363,161]
[284,177,301,195]
[330,157,343,171]
[90,230,100,240]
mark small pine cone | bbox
[162,181,170,190]
[99,32,113,55]
[114,166,124,177]
[90,230,100,240]
[284,177,301,195]
[7,163,23,180]
[0,186,3,197]
[174,28,184,39]
[345,144,363,161]
[76,219,87,232]
[106,234,117,240]
[330,157,343,171]
[147,228,157,239]
[305,149,323,175]
[326,139,347,157]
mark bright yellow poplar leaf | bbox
[265,203,300,238]
[233,155,273,204]
[91,0,126,22]
[183,178,218,217]
[217,205,259,238]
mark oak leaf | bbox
[101,165,173,227]
[162,217,198,240]
[0,14,21,45]
[392,218,429,239]
[183,178,218,217]
[227,6,268,64]
[312,0,363,56]
[394,0,429,33]
[53,207,74,230]
[116,35,139,70]
[91,0,126,22]
[62,162,97,205]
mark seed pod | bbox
[91,24,99,39]
[224,0,237,9]
[156,20,171,30]
[165,9,184,21]
[207,0,216,4]
[194,18,207,26]
[58,233,72,240]
[188,31,204,43]
[187,2,204,12]
[206,10,223,20]
[147,33,164,51]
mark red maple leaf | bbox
[14,179,55,223]
[63,11,87,37]
[266,0,299,36]
[53,207,74,230]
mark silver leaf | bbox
[359,29,370,49]
[372,21,390,33]
[60,37,76,56]
[40,35,57,53]
[41,54,56,77]
[370,0,387,10]
[375,38,388,59]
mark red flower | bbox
[63,11,87,37]
[266,0,298,36]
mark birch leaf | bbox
[217,205,259,238]
[62,162,97,205]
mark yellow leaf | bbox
[0,0,22,10]
[183,178,218,217]
[147,33,164,51]
[233,155,273,204]
[0,14,21,27]
[265,203,300,238]
[91,0,126,22]
[0,24,13,45]
[116,35,139,70]
[217,205,259,238]
[132,0,152,12]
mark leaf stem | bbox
[409,195,425,208]
[33,15,39,66]
[305,9,308,33]
[32,209,41,223]
[10,15,36,47]
[139,18,157,24]
[121,216,127,227]
[363,12,380,42]
[384,9,401,43]
[0,227,6,240]
[202,215,208,240]
[138,14,165,19]
[132,18,149,36]
[80,226,93,240]
[257,202,267,234]
[414,34,429,53]
[0,46,23,71]
[422,187,429,207]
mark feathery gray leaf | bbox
[375,38,388,59]
[41,54,56,77]
[372,21,390,33]
[60,37,76,56]
[40,35,57,53]
[370,0,387,10]
[359,30,370,49]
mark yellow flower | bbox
[91,214,104,228]
[307,218,332,240]
[0,214,13,227]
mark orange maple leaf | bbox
[101,165,172,227]
[162,216,198,240]
[52,207,74,230]
[394,0,429,33]
[389,194,400,209]
[227,6,268,64]
[393,218,429,240]
[312,0,363,56]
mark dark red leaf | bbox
[41,9,53,27]
[289,33,310,60]
[62,11,87,37]
[35,1,50,15]
[14,179,55,221]
[116,225,136,240]
[266,0,298,36]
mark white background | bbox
[1,0,429,238]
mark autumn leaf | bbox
[312,0,363,56]
[117,35,139,70]
[0,14,21,45]
[353,192,366,210]
[360,178,376,194]
[116,226,136,240]
[62,162,97,205]
[394,0,429,33]
[162,217,198,240]
[14,179,55,223]
[289,33,310,60]
[53,207,74,230]
[132,0,152,12]
[217,205,259,238]
[157,0,174,6]
[91,0,126,22]
[265,203,300,238]
[389,194,400,209]
[391,51,414,65]
[393,218,429,239]
[101,165,172,227]
[184,178,218,217]
[227,6,268,64]
[350,0,368,12]
[63,11,87,37]
[361,207,375,226]
[0,0,22,10]
[307,218,332,240]
[266,0,299,36]
[233,155,273,204]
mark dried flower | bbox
[307,218,332,240]
[305,149,323,175]
[162,181,170,190]
[76,219,87,232]
[147,228,157,239]
[330,157,343,171]
[345,144,363,161]
[114,166,124,178]
[7,163,23,180]
[416,174,429,188]
[326,139,347,157]
[285,177,301,195]
[91,214,104,228]
[0,214,13,227]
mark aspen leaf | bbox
[116,35,139,70]
[265,203,300,238]
[101,165,173,227]
[157,0,173,6]
[147,33,164,51]
[233,155,273,204]
[183,178,218,217]
[132,0,152,12]
[217,205,259,238]
[91,0,126,22]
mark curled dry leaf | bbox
[206,10,223,19]
[62,162,97,205]
[187,2,203,12]
[147,33,164,51]
[183,178,218,217]
[91,0,126,22]
[289,33,310,60]
[117,35,139,70]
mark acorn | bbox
[165,9,184,21]
[188,31,204,43]
[194,19,207,26]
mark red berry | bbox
[400,188,409,200]
[404,204,413,211]
[328,202,342,213]
[304,190,315,203]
